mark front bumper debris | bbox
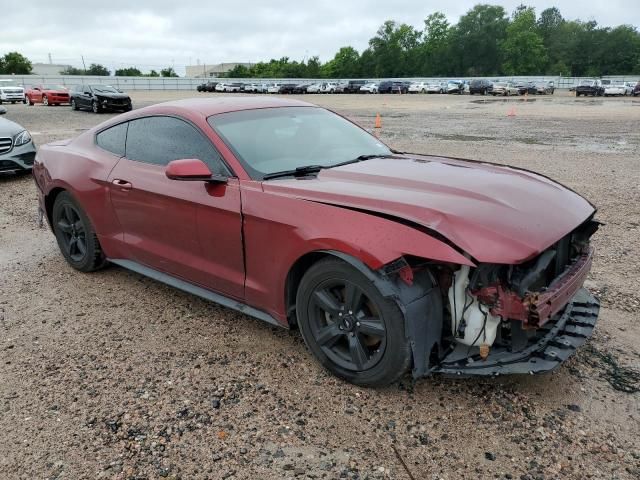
[431,288,599,376]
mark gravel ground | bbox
[1,91,639,480]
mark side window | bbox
[96,122,128,157]
[125,116,229,175]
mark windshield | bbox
[208,107,391,180]
[90,85,120,93]
[42,84,67,90]
[580,80,595,86]
[0,80,20,88]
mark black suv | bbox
[70,84,132,113]
[197,82,218,92]
[575,79,604,97]
[345,80,368,93]
[469,79,493,95]
[378,81,410,94]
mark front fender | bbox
[241,186,472,323]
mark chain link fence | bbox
[1,74,639,91]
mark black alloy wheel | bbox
[296,258,412,386]
[56,203,87,262]
[52,192,106,272]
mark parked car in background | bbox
[535,81,555,94]
[33,97,601,387]
[306,83,322,94]
[469,79,493,95]
[426,82,446,94]
[623,82,635,95]
[204,82,219,92]
[196,82,207,92]
[0,80,25,105]
[378,81,409,94]
[603,84,627,96]
[633,83,640,97]
[215,83,227,92]
[267,83,281,94]
[336,82,349,93]
[345,80,368,93]
[514,82,537,95]
[359,83,378,94]
[293,84,310,94]
[278,83,298,94]
[576,79,604,97]
[446,81,465,94]
[491,82,519,96]
[408,82,428,93]
[70,84,132,113]
[0,106,35,173]
[223,83,243,92]
[320,82,338,93]
[25,84,70,106]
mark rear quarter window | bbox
[96,122,128,157]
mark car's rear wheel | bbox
[296,258,411,387]
[52,192,106,272]
[25,96,32,106]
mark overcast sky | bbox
[1,1,637,75]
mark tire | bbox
[26,96,32,106]
[92,100,100,113]
[52,191,106,272]
[296,258,412,387]
[43,95,49,106]
[71,98,78,110]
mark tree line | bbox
[0,52,178,77]
[226,5,640,78]
[2,5,639,79]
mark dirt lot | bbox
[1,91,639,480]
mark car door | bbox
[107,115,245,299]
[31,87,43,103]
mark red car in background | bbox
[32,97,600,387]
[25,84,70,106]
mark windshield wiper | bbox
[330,153,395,168]
[262,165,325,180]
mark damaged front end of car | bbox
[382,217,601,378]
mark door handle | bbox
[112,179,132,190]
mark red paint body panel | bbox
[34,97,595,325]
[264,156,594,264]
[25,85,70,105]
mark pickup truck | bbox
[0,80,26,104]
[575,79,604,97]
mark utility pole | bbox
[48,53,52,64]
[81,55,87,74]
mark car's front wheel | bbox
[296,258,411,387]
[43,95,49,106]
[52,192,106,272]
[92,100,100,113]
[71,98,78,110]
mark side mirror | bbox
[165,158,227,183]
[0,106,6,115]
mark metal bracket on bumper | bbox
[430,288,599,376]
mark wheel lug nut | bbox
[338,313,342,317]
[356,322,360,326]
[348,310,353,315]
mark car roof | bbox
[133,97,316,117]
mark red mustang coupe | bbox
[25,84,70,106]
[33,97,600,386]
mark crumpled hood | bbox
[262,154,595,264]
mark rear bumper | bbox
[431,288,599,376]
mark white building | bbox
[31,63,73,75]
[185,62,253,78]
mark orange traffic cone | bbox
[375,113,382,129]
[507,107,516,117]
